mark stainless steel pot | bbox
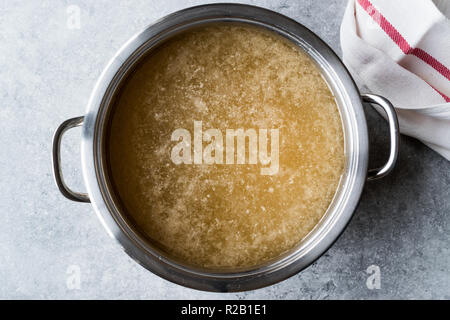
[52,4,399,292]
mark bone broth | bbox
[108,24,345,268]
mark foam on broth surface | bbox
[108,24,345,269]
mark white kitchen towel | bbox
[340,0,450,160]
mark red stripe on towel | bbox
[357,0,450,102]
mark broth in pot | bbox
[108,24,344,269]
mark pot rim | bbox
[80,3,368,292]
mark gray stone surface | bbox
[0,0,448,299]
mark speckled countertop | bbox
[0,0,448,299]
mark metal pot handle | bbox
[362,94,399,181]
[52,116,90,202]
